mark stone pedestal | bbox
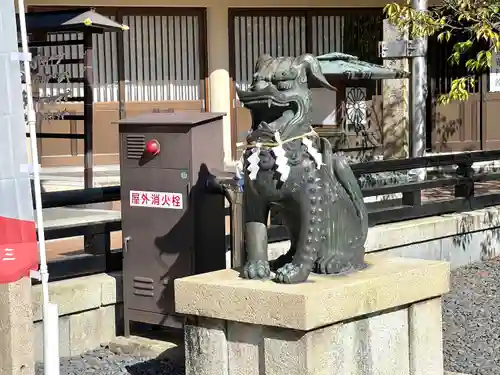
[0,277,34,375]
[175,255,450,375]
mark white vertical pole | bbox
[15,1,59,374]
[410,0,428,181]
[46,303,60,375]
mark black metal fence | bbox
[39,186,121,282]
[39,149,500,281]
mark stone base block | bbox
[175,255,450,375]
[32,272,123,359]
[34,304,122,360]
[0,278,34,375]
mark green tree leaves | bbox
[384,0,500,103]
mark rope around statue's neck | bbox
[236,129,318,149]
[236,128,323,182]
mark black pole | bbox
[479,74,485,150]
[83,31,94,189]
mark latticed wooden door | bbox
[228,8,383,159]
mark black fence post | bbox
[402,190,422,206]
[455,161,475,199]
[84,230,110,256]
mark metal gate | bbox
[228,8,383,158]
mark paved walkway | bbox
[424,181,500,202]
[40,167,120,193]
[42,207,121,260]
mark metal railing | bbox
[38,149,500,281]
[353,149,500,225]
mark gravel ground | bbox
[36,258,500,375]
[443,258,500,375]
[35,347,184,375]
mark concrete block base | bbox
[32,273,123,359]
[175,256,451,375]
[0,277,34,375]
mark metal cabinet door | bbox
[121,167,193,316]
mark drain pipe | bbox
[205,173,245,269]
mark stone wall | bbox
[31,273,123,360]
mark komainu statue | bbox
[236,53,368,284]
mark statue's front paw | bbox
[243,260,271,280]
[269,252,294,272]
[315,255,340,274]
[275,263,309,284]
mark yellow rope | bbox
[236,129,318,150]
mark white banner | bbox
[490,52,500,92]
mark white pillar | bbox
[207,5,233,163]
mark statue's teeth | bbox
[268,98,272,108]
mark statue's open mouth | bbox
[243,97,299,129]
[237,88,300,135]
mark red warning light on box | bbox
[145,139,160,156]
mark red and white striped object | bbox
[0,5,39,284]
[0,216,38,284]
